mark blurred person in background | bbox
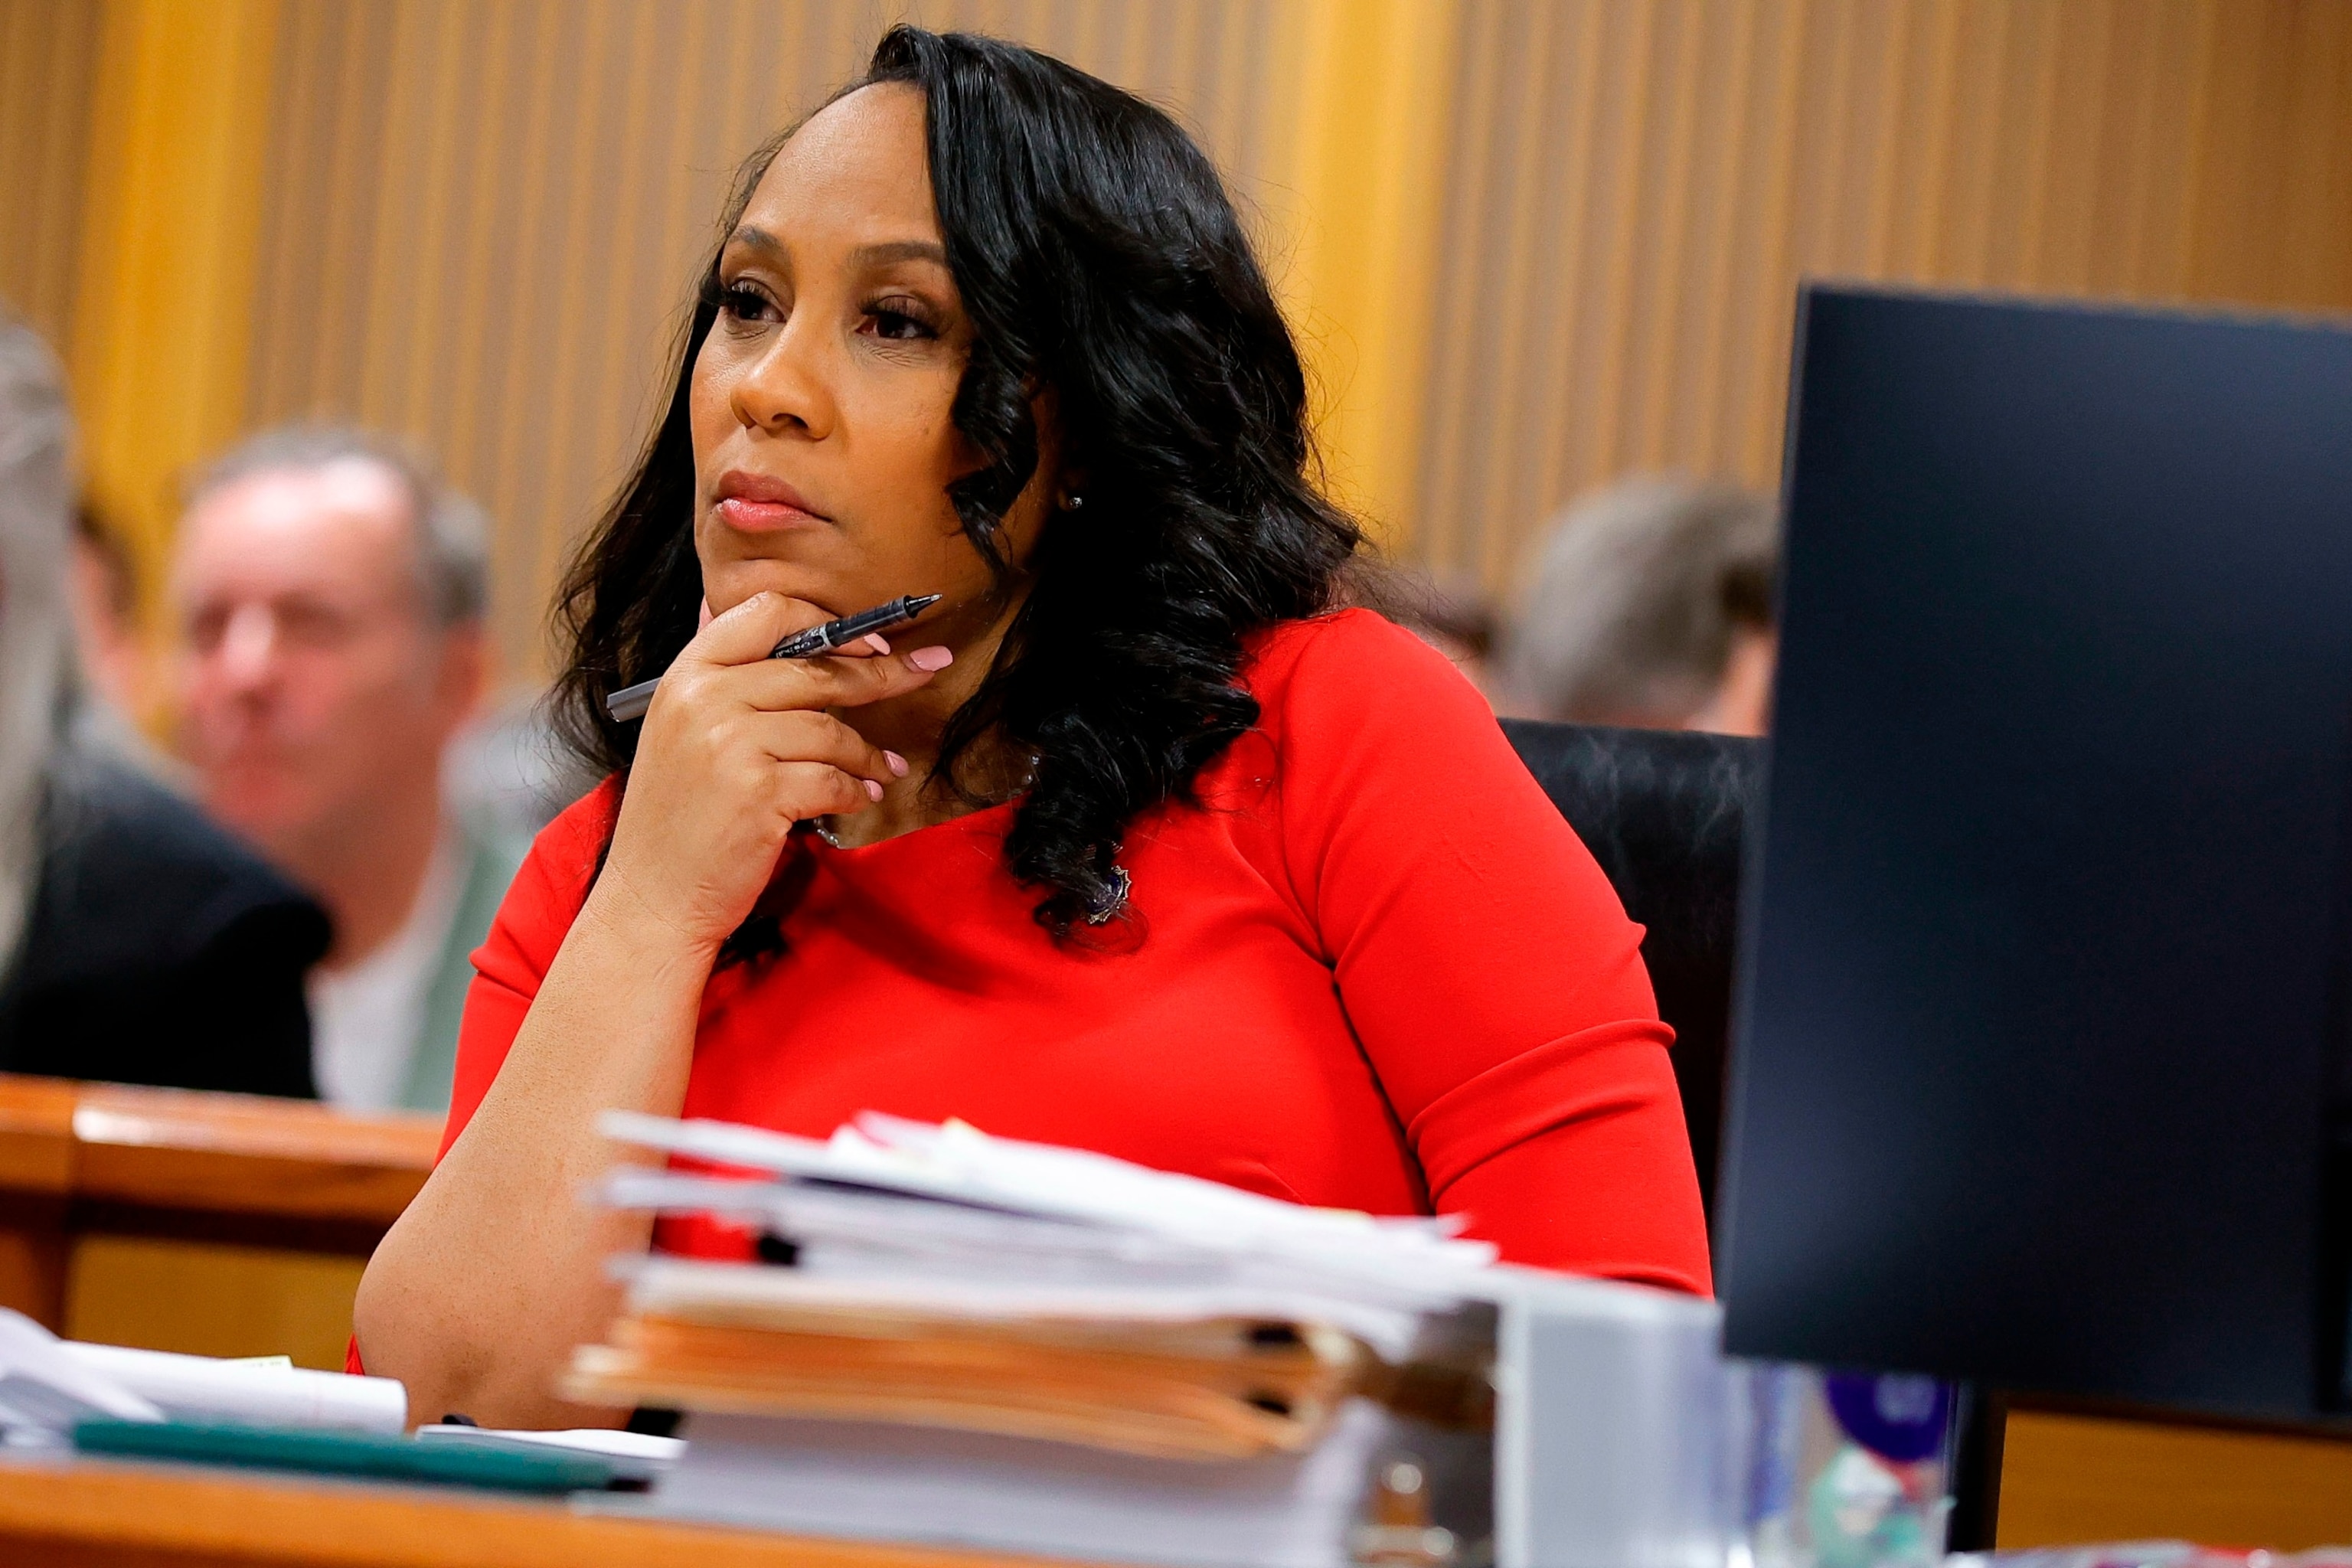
[70,505,145,718]
[0,314,327,1093]
[1501,475,1779,736]
[442,688,608,848]
[1364,567,1504,704]
[171,430,526,1113]
[66,502,182,780]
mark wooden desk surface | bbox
[0,1455,1060,1568]
[15,1426,2346,1566]
[0,1077,2344,1553]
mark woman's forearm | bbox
[354,599,939,1426]
[352,882,717,1428]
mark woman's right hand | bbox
[593,591,949,952]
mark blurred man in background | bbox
[0,315,326,1094]
[172,430,523,1113]
[1501,475,1779,736]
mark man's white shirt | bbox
[307,828,466,1110]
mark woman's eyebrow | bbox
[722,230,944,270]
[850,240,949,267]
[725,225,786,260]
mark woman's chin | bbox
[701,564,848,619]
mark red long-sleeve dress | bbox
[437,608,1710,1293]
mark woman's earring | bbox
[1060,492,1086,512]
[1084,864,1132,926]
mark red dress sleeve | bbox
[1259,611,1711,1293]
[436,779,617,1160]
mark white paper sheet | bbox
[62,1341,405,1433]
[0,1311,162,1440]
[599,1109,1495,1278]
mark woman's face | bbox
[689,83,1051,640]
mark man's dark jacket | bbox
[0,750,326,1096]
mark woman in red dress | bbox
[355,26,1708,1429]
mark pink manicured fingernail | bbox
[862,633,892,654]
[884,751,909,777]
[697,597,714,629]
[864,779,885,802]
[906,645,954,671]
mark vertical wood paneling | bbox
[68,0,281,605]
[1684,0,1760,479]
[0,1,105,355]
[19,0,2352,668]
[239,0,1289,681]
[1413,0,2352,597]
[1268,0,1461,541]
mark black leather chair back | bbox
[1501,719,1763,1220]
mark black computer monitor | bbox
[1717,285,2352,1421]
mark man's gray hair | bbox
[1504,475,1779,725]
[188,427,489,628]
[0,316,74,969]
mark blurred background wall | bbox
[4,0,2350,687]
[1416,0,2352,586]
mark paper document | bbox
[64,1341,404,1433]
[0,1308,406,1443]
[572,1264,1367,1459]
[585,1112,1501,1565]
[0,1311,163,1439]
[602,1110,1494,1283]
[652,1401,1491,1568]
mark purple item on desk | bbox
[1824,1371,1952,1465]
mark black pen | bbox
[604,593,942,722]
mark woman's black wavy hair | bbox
[551,25,1362,937]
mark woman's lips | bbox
[717,495,827,531]
[712,470,831,532]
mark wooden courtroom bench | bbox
[0,1073,437,1368]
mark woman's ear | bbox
[982,389,1069,572]
[1033,389,1086,511]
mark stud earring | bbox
[1060,492,1086,511]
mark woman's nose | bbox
[730,321,837,439]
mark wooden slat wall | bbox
[11,2,2352,666]
[241,0,1287,681]
[1412,0,2352,594]
[67,0,283,590]
[0,0,105,354]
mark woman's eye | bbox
[718,283,776,323]
[863,302,938,342]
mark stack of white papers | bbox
[658,1403,1489,1568]
[0,1308,406,1442]
[583,1112,1498,1567]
